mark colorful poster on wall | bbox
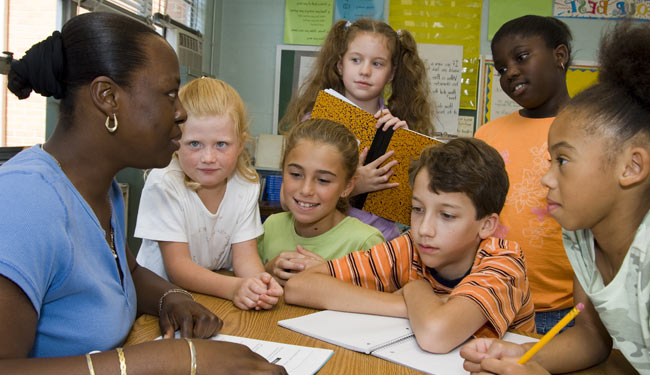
[479,60,599,126]
[334,0,384,21]
[417,43,463,135]
[389,0,482,110]
[284,0,334,45]
[554,0,650,20]
[488,0,553,40]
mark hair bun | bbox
[8,31,64,100]
[598,21,650,109]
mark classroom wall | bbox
[212,0,620,137]
[216,0,285,136]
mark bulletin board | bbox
[478,59,599,126]
[272,45,320,134]
[389,0,482,110]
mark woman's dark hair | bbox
[492,15,573,69]
[8,12,161,125]
[566,20,650,151]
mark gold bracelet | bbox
[158,288,195,316]
[85,353,96,375]
[116,347,127,375]
[185,338,197,375]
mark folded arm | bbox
[160,240,281,310]
[284,262,407,317]
[403,279,486,353]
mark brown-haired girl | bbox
[258,119,384,285]
[281,18,435,241]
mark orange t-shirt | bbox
[328,232,536,338]
[475,111,573,312]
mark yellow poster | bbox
[389,0,482,110]
[284,0,334,45]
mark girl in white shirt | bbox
[136,77,282,310]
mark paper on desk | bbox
[157,333,333,375]
[372,331,538,375]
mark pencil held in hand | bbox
[518,303,584,364]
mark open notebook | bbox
[278,310,538,375]
[158,332,333,375]
[311,89,444,225]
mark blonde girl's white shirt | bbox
[562,210,650,374]
[135,157,263,281]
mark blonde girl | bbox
[136,78,282,310]
[462,21,650,375]
[281,18,435,241]
[258,119,385,285]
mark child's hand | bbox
[255,272,284,310]
[293,245,326,270]
[267,251,308,286]
[460,338,528,373]
[375,108,408,131]
[476,357,550,375]
[352,148,399,195]
[232,276,270,310]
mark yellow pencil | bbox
[518,303,584,364]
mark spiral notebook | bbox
[278,310,537,375]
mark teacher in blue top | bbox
[0,11,286,375]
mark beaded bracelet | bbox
[186,338,197,375]
[116,347,127,375]
[85,353,96,375]
[158,288,195,316]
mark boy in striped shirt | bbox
[285,138,536,353]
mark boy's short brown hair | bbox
[409,138,509,219]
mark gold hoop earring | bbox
[106,113,118,133]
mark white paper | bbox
[417,43,464,135]
[457,115,475,137]
[158,333,333,375]
[278,310,413,354]
[372,332,538,375]
[215,334,333,375]
[488,67,522,121]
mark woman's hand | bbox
[195,340,288,375]
[352,148,399,196]
[159,291,222,339]
[374,108,408,131]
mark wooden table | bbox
[125,293,637,374]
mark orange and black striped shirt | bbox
[327,232,536,338]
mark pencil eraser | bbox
[576,303,585,311]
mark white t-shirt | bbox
[135,158,263,281]
[563,210,650,374]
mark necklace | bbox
[42,144,117,259]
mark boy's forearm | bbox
[403,281,486,353]
[285,268,408,317]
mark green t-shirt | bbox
[258,212,385,264]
